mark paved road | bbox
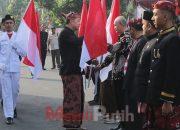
[0,55,117,130]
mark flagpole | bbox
[87,64,93,88]
[84,73,87,89]
[84,66,88,89]
[94,56,103,102]
[97,55,103,113]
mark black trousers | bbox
[41,49,47,69]
[51,49,60,68]
[113,78,125,112]
[91,70,100,102]
[123,94,144,130]
[101,79,117,113]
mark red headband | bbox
[128,18,142,27]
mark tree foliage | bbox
[40,0,128,26]
[0,0,131,28]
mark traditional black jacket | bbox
[123,36,147,102]
[58,27,83,75]
[134,33,158,102]
[146,27,180,105]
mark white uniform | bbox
[0,32,26,118]
[48,33,59,50]
[0,31,3,101]
[0,31,3,36]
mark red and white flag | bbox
[96,0,107,63]
[78,0,88,37]
[106,0,120,44]
[100,0,121,81]
[16,0,42,78]
[101,0,107,22]
[80,0,107,69]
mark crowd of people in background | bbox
[40,25,61,71]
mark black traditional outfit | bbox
[40,31,48,69]
[100,30,132,114]
[133,33,157,130]
[122,35,147,130]
[145,27,180,130]
[134,33,157,102]
[144,1,180,129]
[58,26,84,129]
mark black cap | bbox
[4,14,15,22]
[142,10,153,21]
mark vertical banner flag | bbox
[80,0,107,69]
[78,0,88,37]
[100,0,121,81]
[16,0,42,78]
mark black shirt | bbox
[134,33,158,102]
[40,31,48,51]
[58,27,83,75]
[146,27,180,105]
[123,36,147,102]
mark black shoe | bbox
[43,68,46,70]
[6,117,13,125]
[110,123,122,130]
[14,108,17,118]
[88,100,99,106]
[66,127,86,130]
[51,67,55,69]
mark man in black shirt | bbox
[40,25,48,70]
[58,12,85,130]
[134,10,158,107]
[144,1,180,130]
[97,16,132,125]
[122,18,147,130]
[133,10,158,129]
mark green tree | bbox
[6,0,30,27]
[0,0,131,28]
[40,0,128,26]
[0,0,9,19]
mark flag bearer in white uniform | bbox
[0,15,26,125]
[0,18,5,107]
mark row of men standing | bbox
[96,1,180,130]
